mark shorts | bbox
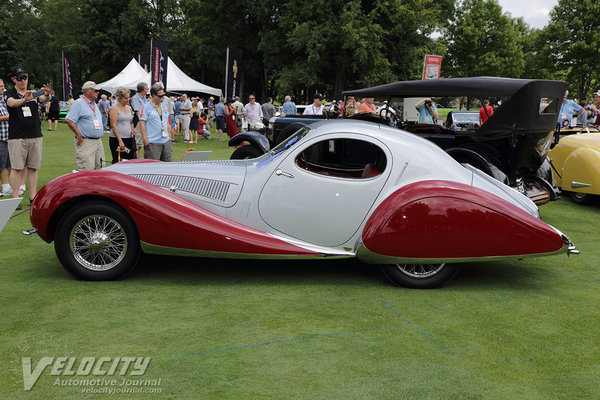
[8,137,42,170]
[74,137,105,170]
[0,140,10,170]
[48,110,60,121]
[133,124,143,148]
[175,115,182,126]
[143,141,172,162]
[216,116,226,130]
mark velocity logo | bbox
[22,357,151,390]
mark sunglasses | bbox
[16,75,28,81]
[157,93,166,97]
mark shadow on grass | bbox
[123,254,550,290]
[449,261,550,290]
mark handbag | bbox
[131,105,139,127]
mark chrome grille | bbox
[130,174,232,202]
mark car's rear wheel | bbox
[54,200,140,280]
[569,191,595,205]
[379,263,460,289]
[230,144,264,159]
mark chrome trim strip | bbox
[140,242,354,260]
[356,242,571,265]
[571,181,592,189]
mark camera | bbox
[425,100,432,106]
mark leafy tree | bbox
[443,0,524,78]
[541,0,600,99]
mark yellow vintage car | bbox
[548,132,600,204]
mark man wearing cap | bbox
[65,81,106,171]
[139,82,172,162]
[303,93,324,115]
[5,67,50,208]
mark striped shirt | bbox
[0,98,9,141]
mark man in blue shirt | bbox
[214,97,226,141]
[139,83,172,162]
[558,90,584,129]
[415,97,438,124]
[174,96,182,136]
[130,82,148,155]
[282,95,297,116]
[65,81,106,170]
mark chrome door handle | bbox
[275,169,294,179]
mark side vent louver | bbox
[130,174,231,202]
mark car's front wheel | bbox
[54,200,141,280]
[379,263,460,289]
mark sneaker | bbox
[15,203,22,211]
[0,187,12,196]
[19,185,26,195]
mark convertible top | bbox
[342,77,567,98]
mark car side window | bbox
[295,138,386,179]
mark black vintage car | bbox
[229,77,568,204]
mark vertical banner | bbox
[224,48,243,100]
[150,39,169,89]
[62,51,73,100]
[422,55,443,80]
[138,54,150,72]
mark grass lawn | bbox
[2,122,600,399]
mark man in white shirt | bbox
[244,94,264,130]
[303,93,324,115]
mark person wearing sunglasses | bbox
[65,81,106,171]
[5,67,50,209]
[138,82,172,162]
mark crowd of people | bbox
[5,65,599,212]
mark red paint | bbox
[30,171,320,256]
[363,181,564,259]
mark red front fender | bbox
[31,170,319,256]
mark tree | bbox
[540,0,600,99]
[443,0,524,78]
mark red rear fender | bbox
[362,180,564,260]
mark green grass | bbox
[2,122,600,399]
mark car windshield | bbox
[269,126,311,156]
[453,113,479,123]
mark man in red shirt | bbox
[479,100,493,125]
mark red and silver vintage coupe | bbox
[30,120,578,288]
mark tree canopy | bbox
[0,0,598,102]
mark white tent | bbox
[98,58,222,98]
[96,58,148,95]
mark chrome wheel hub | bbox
[396,263,445,279]
[70,215,127,271]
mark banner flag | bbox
[422,55,443,80]
[62,51,73,100]
[225,48,243,101]
[150,39,169,89]
[139,54,150,72]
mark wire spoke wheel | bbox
[70,215,128,271]
[55,201,140,280]
[396,263,446,279]
[379,263,460,289]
